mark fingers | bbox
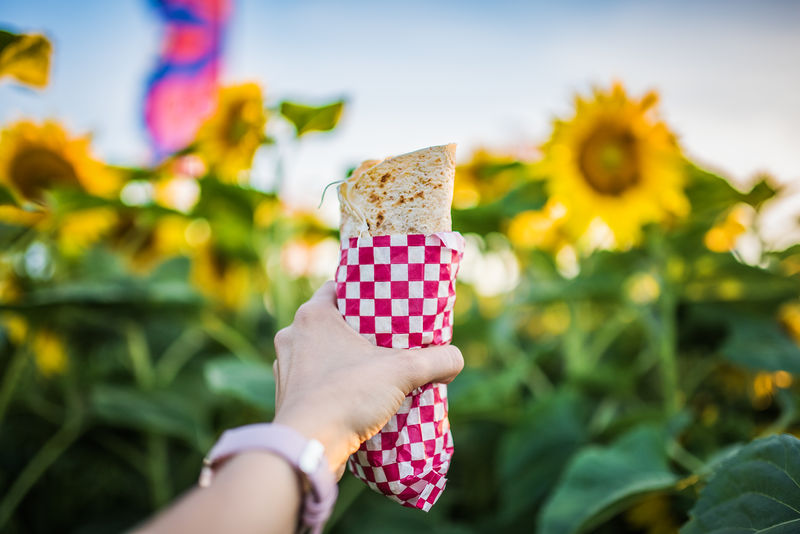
[272,359,281,407]
[394,345,464,392]
[293,281,341,326]
[309,280,336,305]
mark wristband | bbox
[199,423,338,534]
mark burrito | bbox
[334,144,464,511]
[338,143,456,238]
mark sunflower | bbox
[194,83,267,183]
[507,199,568,252]
[0,31,52,89]
[0,314,68,376]
[543,83,688,248]
[112,214,192,272]
[704,204,749,253]
[32,328,68,376]
[57,207,118,257]
[454,149,530,209]
[190,244,254,309]
[0,120,119,204]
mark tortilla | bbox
[338,144,456,238]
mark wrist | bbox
[273,410,354,471]
[200,423,339,534]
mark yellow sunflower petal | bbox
[195,83,268,183]
[543,83,687,250]
[32,328,68,376]
[0,32,52,89]
[0,120,119,203]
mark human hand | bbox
[272,281,464,476]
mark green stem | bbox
[125,323,155,389]
[156,327,206,387]
[649,230,680,416]
[0,345,28,428]
[202,315,260,360]
[0,411,82,529]
[125,322,171,509]
[563,300,587,380]
[667,439,705,474]
[658,279,679,415]
[147,433,171,509]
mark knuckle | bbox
[404,352,428,381]
[294,302,318,324]
[273,327,291,350]
[448,345,465,374]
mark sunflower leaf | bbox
[0,184,18,205]
[204,356,275,411]
[90,385,211,448]
[498,390,588,521]
[741,177,778,210]
[720,311,800,373]
[0,29,52,88]
[538,424,679,534]
[279,100,345,137]
[682,434,800,534]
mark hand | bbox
[272,281,464,475]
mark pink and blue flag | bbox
[144,0,231,160]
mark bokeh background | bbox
[1,1,800,533]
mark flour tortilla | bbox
[338,144,456,238]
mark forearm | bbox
[133,451,301,534]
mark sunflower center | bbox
[9,147,80,201]
[223,101,250,146]
[578,125,640,196]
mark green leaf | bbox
[682,434,800,534]
[538,425,679,534]
[498,390,588,521]
[91,385,211,447]
[741,177,779,210]
[720,312,800,374]
[204,357,275,411]
[0,183,17,205]
[452,179,547,235]
[0,29,52,88]
[16,279,201,309]
[279,100,345,137]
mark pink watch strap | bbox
[200,423,338,534]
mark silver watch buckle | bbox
[298,439,325,475]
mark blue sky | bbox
[1,0,799,227]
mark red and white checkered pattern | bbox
[335,232,465,511]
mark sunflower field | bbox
[2,29,800,534]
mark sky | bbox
[1,0,799,234]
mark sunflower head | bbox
[0,120,119,204]
[190,243,254,309]
[32,328,68,376]
[507,199,567,252]
[195,83,267,183]
[543,83,688,249]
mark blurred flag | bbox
[144,0,231,160]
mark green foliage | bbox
[721,313,800,373]
[682,434,800,534]
[498,390,589,521]
[1,56,799,534]
[539,425,679,534]
[204,357,275,412]
[279,100,345,137]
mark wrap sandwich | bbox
[334,144,463,511]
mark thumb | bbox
[395,344,464,392]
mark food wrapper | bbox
[335,232,465,511]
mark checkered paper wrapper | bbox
[335,232,465,511]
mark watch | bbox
[199,423,339,534]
